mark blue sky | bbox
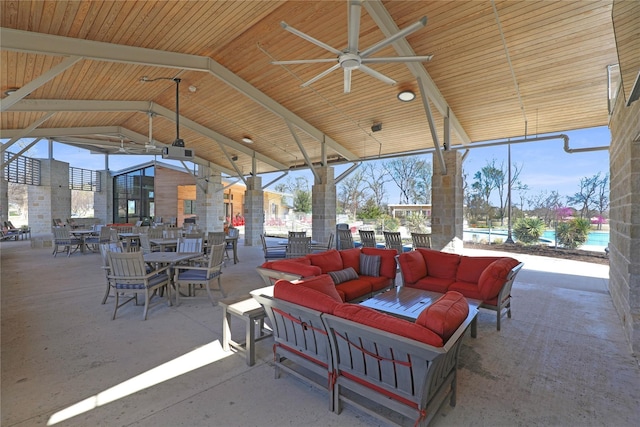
[4,125,609,207]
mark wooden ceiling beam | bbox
[363,0,471,145]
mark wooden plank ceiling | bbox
[0,0,619,177]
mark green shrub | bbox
[513,217,545,245]
[556,218,591,249]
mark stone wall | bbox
[608,92,640,358]
[244,176,263,247]
[312,166,336,247]
[27,159,70,234]
[431,151,464,253]
[92,170,112,225]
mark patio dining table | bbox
[143,252,201,304]
[149,238,178,252]
[69,229,97,254]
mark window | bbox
[184,200,196,215]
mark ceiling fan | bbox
[272,0,433,93]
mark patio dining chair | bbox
[358,230,377,248]
[260,233,286,261]
[288,231,307,238]
[411,232,432,249]
[383,231,404,255]
[99,242,125,304]
[173,243,226,306]
[107,251,171,320]
[286,236,311,258]
[177,236,203,254]
[337,229,354,249]
[225,227,240,261]
[85,226,111,252]
[52,227,82,257]
[311,232,334,253]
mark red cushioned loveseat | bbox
[398,248,524,331]
[256,248,397,302]
[252,275,476,426]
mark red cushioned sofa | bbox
[256,248,397,302]
[252,276,477,426]
[398,248,524,331]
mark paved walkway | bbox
[1,238,638,426]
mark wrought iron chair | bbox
[358,230,377,248]
[383,231,404,255]
[337,229,354,249]
[52,227,82,257]
[173,243,226,306]
[286,236,311,258]
[411,232,432,249]
[107,251,171,320]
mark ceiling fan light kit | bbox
[397,90,416,102]
[272,0,432,94]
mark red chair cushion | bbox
[261,260,322,278]
[456,256,501,284]
[274,279,341,313]
[339,248,362,273]
[297,274,343,302]
[334,304,443,347]
[416,291,469,341]
[477,257,520,300]
[416,248,460,280]
[411,277,454,293]
[362,247,397,279]
[398,251,427,284]
[335,279,373,302]
[308,249,344,274]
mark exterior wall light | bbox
[241,137,254,144]
[397,90,416,102]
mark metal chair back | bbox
[411,232,432,249]
[383,231,403,255]
[337,229,354,249]
[177,237,203,253]
[359,230,377,248]
[286,236,311,258]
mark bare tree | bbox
[594,173,609,229]
[383,156,430,204]
[567,173,603,218]
[362,162,388,206]
[71,190,94,217]
[337,169,367,217]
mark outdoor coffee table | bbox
[360,286,480,338]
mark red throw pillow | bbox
[298,274,343,302]
[416,248,460,280]
[398,251,427,284]
[263,260,322,278]
[274,279,341,313]
[362,247,397,279]
[477,257,520,300]
[308,249,344,273]
[339,248,362,273]
[416,291,469,341]
[333,304,443,347]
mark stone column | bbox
[608,92,640,358]
[312,166,336,246]
[430,151,464,253]
[28,159,71,234]
[244,175,263,246]
[196,168,224,232]
[92,170,113,225]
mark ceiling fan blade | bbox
[358,65,396,86]
[280,21,342,56]
[344,69,352,94]
[360,17,427,58]
[301,63,341,87]
[272,58,338,65]
[347,0,362,53]
[361,55,433,64]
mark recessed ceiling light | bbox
[241,137,253,144]
[397,90,416,102]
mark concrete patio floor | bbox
[1,237,639,426]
